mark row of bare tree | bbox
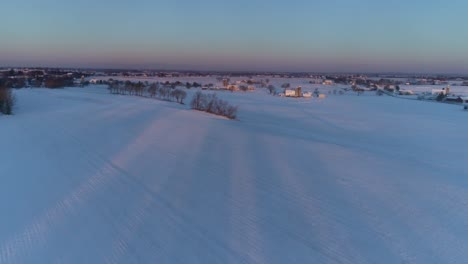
[190,92,238,119]
[109,81,187,104]
[108,81,237,119]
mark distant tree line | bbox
[108,80,187,104]
[0,69,92,89]
[44,76,74,89]
[109,81,238,119]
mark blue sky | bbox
[1,0,468,73]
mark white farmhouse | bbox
[399,90,414,95]
[285,89,296,97]
[432,86,450,95]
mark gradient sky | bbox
[1,0,468,73]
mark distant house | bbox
[432,86,450,95]
[285,89,296,97]
[309,79,322,84]
[399,90,414,95]
[283,87,301,97]
[247,85,256,91]
[303,92,312,98]
[322,80,334,85]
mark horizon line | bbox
[1,65,467,77]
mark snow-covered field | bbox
[1,86,468,263]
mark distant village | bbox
[1,67,468,108]
[2,68,468,86]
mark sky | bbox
[1,0,468,73]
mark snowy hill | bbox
[1,87,468,263]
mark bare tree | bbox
[135,81,145,96]
[171,89,187,104]
[148,83,159,97]
[158,87,171,99]
[108,81,119,94]
[267,85,276,94]
[0,86,15,115]
[191,91,205,110]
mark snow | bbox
[1,86,468,263]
